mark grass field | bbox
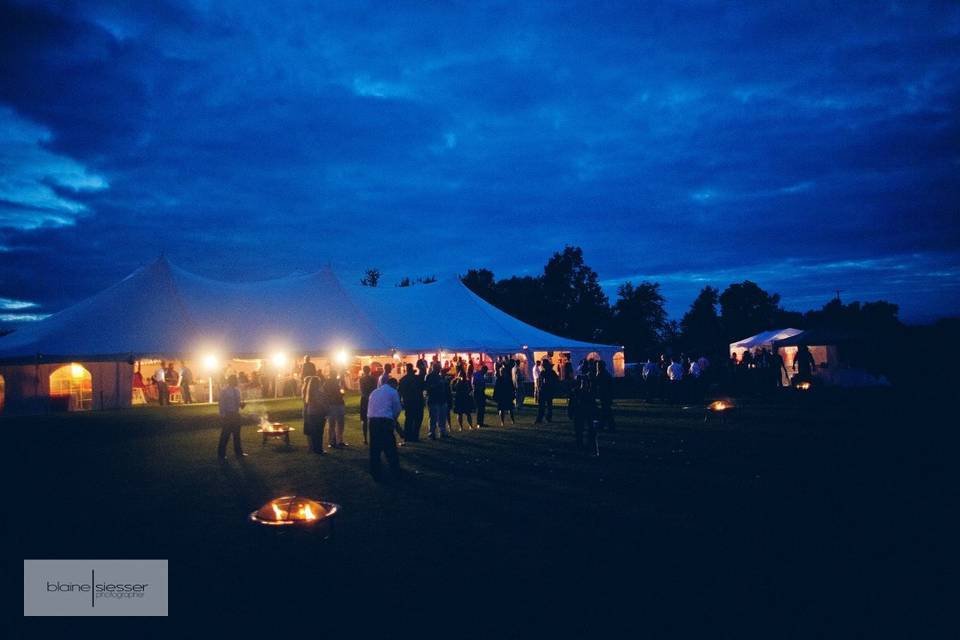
[10,390,939,635]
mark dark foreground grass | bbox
[8,391,943,635]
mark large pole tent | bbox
[0,257,623,413]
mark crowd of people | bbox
[216,353,619,480]
[636,354,713,403]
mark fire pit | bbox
[795,381,812,391]
[249,496,339,538]
[257,418,295,446]
[704,399,736,424]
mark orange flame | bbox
[300,503,318,521]
[271,502,286,521]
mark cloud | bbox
[0,0,957,323]
[0,107,108,230]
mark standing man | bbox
[367,377,402,481]
[472,364,488,427]
[667,356,684,403]
[532,358,543,408]
[217,374,246,460]
[301,355,317,380]
[153,361,168,406]
[534,361,558,424]
[398,363,424,442]
[358,365,377,445]
[178,360,194,404]
[594,360,615,432]
[378,362,393,387]
[425,362,450,439]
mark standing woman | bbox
[302,375,327,454]
[453,371,475,431]
[493,365,516,426]
[324,367,347,448]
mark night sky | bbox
[1,1,958,325]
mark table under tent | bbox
[0,257,623,413]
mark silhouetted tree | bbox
[680,285,724,358]
[610,281,667,360]
[395,274,438,287]
[461,268,496,303]
[719,280,782,341]
[396,277,413,287]
[360,268,381,287]
[540,246,610,341]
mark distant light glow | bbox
[334,349,349,366]
[272,352,287,368]
[70,363,85,378]
[203,354,219,372]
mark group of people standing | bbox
[638,354,711,402]
[217,353,621,478]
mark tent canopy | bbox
[729,328,803,353]
[772,328,850,348]
[0,257,618,363]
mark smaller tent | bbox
[729,328,803,360]
[773,329,889,387]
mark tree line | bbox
[456,245,905,363]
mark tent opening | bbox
[50,363,92,411]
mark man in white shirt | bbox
[153,361,169,405]
[667,357,684,381]
[367,378,402,480]
[666,357,684,403]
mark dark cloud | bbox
[0,0,958,325]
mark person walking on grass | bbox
[217,375,246,460]
[472,364,488,427]
[367,378,402,481]
[302,375,327,454]
[358,365,377,445]
[493,365,516,426]
[452,370,475,431]
[324,367,347,449]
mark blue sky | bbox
[1,0,958,324]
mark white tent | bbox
[0,257,622,412]
[729,328,803,359]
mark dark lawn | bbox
[9,391,940,635]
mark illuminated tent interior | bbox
[0,257,622,413]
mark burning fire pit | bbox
[249,496,339,538]
[795,381,812,391]
[257,417,295,446]
[704,399,736,424]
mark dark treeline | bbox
[459,245,954,379]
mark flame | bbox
[259,415,272,430]
[300,503,318,521]
[271,502,286,521]
[797,382,811,390]
[709,401,728,411]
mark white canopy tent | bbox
[0,257,622,412]
[729,328,803,360]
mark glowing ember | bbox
[709,401,729,411]
[796,382,812,391]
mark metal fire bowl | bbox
[250,501,340,533]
